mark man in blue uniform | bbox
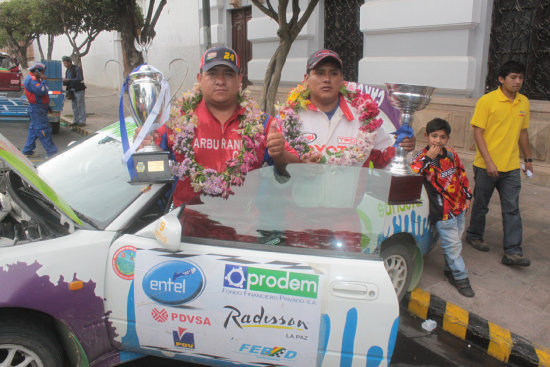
[22,62,57,158]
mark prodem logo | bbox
[142,260,205,305]
[224,265,318,299]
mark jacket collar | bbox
[307,94,354,121]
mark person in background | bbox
[62,56,86,127]
[411,118,474,297]
[22,62,57,159]
[465,60,532,267]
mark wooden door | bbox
[231,6,252,88]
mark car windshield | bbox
[179,164,396,254]
[38,129,143,229]
[0,55,16,70]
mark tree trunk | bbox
[117,2,143,76]
[120,30,143,75]
[260,47,280,111]
[47,34,54,60]
[264,38,292,116]
[36,37,45,60]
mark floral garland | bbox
[166,83,265,198]
[277,81,386,166]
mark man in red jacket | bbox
[154,47,297,207]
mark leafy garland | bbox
[166,84,265,198]
[277,81,384,166]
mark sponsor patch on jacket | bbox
[337,136,356,145]
[301,132,317,143]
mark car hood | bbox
[0,133,82,226]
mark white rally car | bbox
[0,122,436,367]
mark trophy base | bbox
[130,151,173,184]
[367,170,424,205]
[387,174,424,205]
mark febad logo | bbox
[173,327,195,349]
[223,265,318,299]
[239,344,298,360]
[142,260,205,305]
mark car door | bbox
[104,230,399,367]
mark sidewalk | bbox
[61,84,122,134]
[64,84,550,365]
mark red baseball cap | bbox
[307,49,343,71]
[199,46,241,73]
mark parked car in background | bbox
[0,122,410,367]
[0,52,22,98]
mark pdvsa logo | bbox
[239,344,297,360]
[223,264,319,299]
[302,132,317,143]
[173,327,195,349]
[142,260,205,305]
[151,308,169,323]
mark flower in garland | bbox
[277,81,392,166]
[165,83,265,199]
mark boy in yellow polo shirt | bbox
[465,60,533,266]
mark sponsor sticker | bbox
[223,265,319,299]
[151,307,169,323]
[112,246,136,280]
[238,344,298,360]
[142,260,205,305]
[223,305,309,331]
[173,327,195,349]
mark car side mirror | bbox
[154,214,181,252]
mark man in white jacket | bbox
[294,49,415,164]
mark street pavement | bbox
[63,84,550,365]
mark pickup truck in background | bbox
[0,52,22,98]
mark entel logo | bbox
[302,132,317,143]
[223,264,319,298]
[142,260,205,305]
[239,344,297,359]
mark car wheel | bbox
[381,244,413,301]
[0,317,64,367]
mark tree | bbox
[251,0,319,115]
[0,0,41,68]
[56,0,122,66]
[34,0,65,60]
[114,0,167,76]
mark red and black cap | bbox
[200,46,241,73]
[306,49,343,71]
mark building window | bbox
[486,0,550,100]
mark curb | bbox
[60,115,90,136]
[403,288,550,366]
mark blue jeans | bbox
[436,211,468,280]
[72,90,86,125]
[466,166,523,255]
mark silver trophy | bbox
[126,64,172,182]
[385,83,435,175]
